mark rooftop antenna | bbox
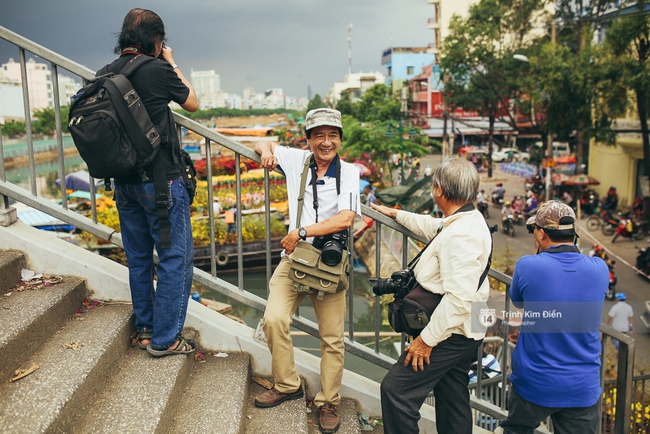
[348,23,352,76]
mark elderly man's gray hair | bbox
[431,158,480,204]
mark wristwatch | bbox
[298,227,307,241]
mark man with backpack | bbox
[100,9,198,356]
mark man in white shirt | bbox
[253,108,361,434]
[607,292,634,349]
[371,158,491,434]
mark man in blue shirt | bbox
[498,201,608,434]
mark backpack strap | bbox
[109,56,172,248]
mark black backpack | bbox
[68,56,191,249]
[68,55,161,183]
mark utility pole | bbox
[400,86,408,183]
[545,19,557,200]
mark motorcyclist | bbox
[603,186,619,211]
[501,201,514,229]
[525,193,538,217]
[477,189,488,205]
[492,183,505,204]
[512,195,524,222]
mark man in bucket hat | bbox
[253,108,361,433]
[497,201,608,434]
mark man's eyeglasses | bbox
[527,224,542,234]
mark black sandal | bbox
[146,337,196,357]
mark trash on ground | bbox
[8,364,40,383]
[252,376,273,389]
[214,352,228,358]
[359,414,380,431]
[62,341,83,350]
[10,269,63,292]
[195,352,206,363]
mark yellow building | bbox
[589,113,646,209]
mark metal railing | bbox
[0,25,638,433]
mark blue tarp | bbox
[55,170,101,192]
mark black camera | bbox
[370,269,416,298]
[313,230,348,266]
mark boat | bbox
[193,237,284,272]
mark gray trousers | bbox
[380,334,482,434]
[500,386,599,434]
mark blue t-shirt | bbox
[509,246,608,408]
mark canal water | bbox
[9,151,395,382]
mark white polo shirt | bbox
[275,146,361,242]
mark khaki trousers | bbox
[263,256,346,407]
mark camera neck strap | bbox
[296,154,341,226]
[406,203,493,292]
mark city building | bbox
[426,0,479,58]
[328,71,386,105]
[381,47,435,88]
[190,69,221,100]
[2,58,52,111]
[0,58,81,119]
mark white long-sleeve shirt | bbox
[396,208,491,347]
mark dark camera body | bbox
[370,269,416,298]
[313,230,348,266]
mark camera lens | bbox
[370,278,398,296]
[321,240,343,266]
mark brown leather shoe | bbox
[318,403,340,433]
[254,386,304,408]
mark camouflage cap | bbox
[526,200,576,230]
[305,108,342,131]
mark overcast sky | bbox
[0,0,433,99]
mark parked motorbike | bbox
[502,214,515,237]
[612,217,646,243]
[606,262,618,300]
[635,240,650,277]
[478,201,490,219]
[601,211,622,236]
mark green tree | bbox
[355,84,401,123]
[603,0,650,216]
[340,115,428,184]
[441,0,547,177]
[306,94,327,112]
[31,106,70,136]
[551,0,619,169]
[335,90,356,117]
[1,120,26,138]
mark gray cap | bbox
[526,200,576,230]
[305,108,342,131]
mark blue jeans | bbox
[115,177,194,350]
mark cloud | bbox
[0,0,433,98]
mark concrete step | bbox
[169,352,251,434]
[74,346,193,434]
[244,379,310,434]
[0,274,86,383]
[0,304,134,434]
[0,249,26,294]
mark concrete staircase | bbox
[0,249,377,434]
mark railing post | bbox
[615,337,635,434]
[205,138,217,277]
[374,220,382,353]
[51,63,68,210]
[19,48,37,196]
